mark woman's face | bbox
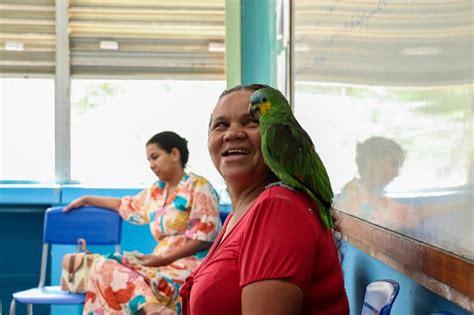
[365,155,401,189]
[208,89,271,184]
[146,143,180,182]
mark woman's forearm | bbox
[64,195,122,212]
[161,239,212,265]
[84,196,122,211]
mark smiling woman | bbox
[181,84,349,315]
[207,86,269,187]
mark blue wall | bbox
[341,242,469,315]
[0,205,51,315]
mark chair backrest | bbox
[361,279,400,315]
[37,206,122,288]
[44,206,122,245]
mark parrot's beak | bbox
[249,102,260,117]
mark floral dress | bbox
[334,178,418,230]
[83,173,221,315]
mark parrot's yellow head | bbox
[248,87,291,120]
[249,97,271,118]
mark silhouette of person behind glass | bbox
[334,136,418,230]
[336,136,472,257]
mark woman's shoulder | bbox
[262,182,309,200]
[185,172,213,186]
[184,173,219,201]
[257,182,313,210]
[244,183,322,236]
[340,178,360,192]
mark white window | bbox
[70,80,226,190]
[0,78,55,181]
[294,84,471,193]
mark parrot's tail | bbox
[303,188,334,229]
[317,200,334,229]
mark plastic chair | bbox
[10,206,122,315]
[361,279,400,315]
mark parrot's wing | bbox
[264,120,333,208]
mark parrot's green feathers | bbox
[249,86,335,229]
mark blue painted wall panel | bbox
[341,242,469,315]
[0,185,60,204]
[0,207,50,315]
[61,186,142,204]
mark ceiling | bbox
[0,0,225,79]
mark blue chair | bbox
[361,279,399,315]
[10,206,122,315]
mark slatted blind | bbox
[295,0,473,86]
[0,0,56,75]
[0,0,225,79]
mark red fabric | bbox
[181,186,349,315]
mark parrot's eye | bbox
[262,97,267,103]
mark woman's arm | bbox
[242,280,303,315]
[64,196,122,212]
[140,239,212,267]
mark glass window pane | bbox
[0,78,55,181]
[294,0,473,260]
[70,80,226,190]
[294,84,473,260]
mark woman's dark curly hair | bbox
[219,83,270,98]
[146,131,189,168]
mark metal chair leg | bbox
[9,299,16,315]
[27,304,33,315]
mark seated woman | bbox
[335,136,466,238]
[334,136,418,230]
[64,131,221,315]
[180,85,349,314]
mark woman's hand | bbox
[63,196,122,212]
[137,254,171,267]
[137,240,212,268]
[64,196,89,212]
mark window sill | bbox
[0,182,145,205]
[337,210,474,312]
[0,183,61,204]
[61,185,143,204]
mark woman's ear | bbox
[359,158,372,177]
[171,148,181,163]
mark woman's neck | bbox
[359,176,383,195]
[227,175,275,217]
[166,168,186,189]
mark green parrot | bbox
[249,86,334,228]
